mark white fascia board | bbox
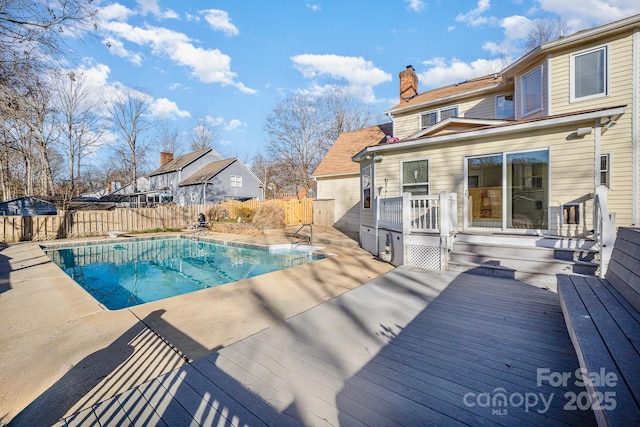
[357,106,626,158]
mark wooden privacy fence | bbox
[0,199,314,243]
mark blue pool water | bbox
[45,237,322,309]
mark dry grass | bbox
[252,203,286,229]
[208,222,264,236]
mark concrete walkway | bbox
[59,267,595,426]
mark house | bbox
[352,14,640,279]
[148,149,263,205]
[0,196,57,216]
[178,157,263,204]
[313,123,392,240]
[99,177,150,207]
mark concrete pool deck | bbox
[1,227,393,425]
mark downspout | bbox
[595,119,602,188]
[633,29,639,225]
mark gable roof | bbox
[178,158,238,186]
[387,74,505,115]
[313,123,392,177]
[148,148,212,177]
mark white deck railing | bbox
[593,185,616,277]
[377,192,458,235]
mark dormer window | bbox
[571,45,608,102]
[521,66,543,116]
[420,106,458,129]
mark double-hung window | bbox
[600,153,611,188]
[420,106,458,129]
[521,66,543,116]
[571,46,608,102]
[402,159,429,195]
[230,175,242,188]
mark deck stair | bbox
[448,233,599,290]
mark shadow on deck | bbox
[18,268,597,426]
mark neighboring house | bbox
[148,149,262,205]
[178,157,263,204]
[352,14,639,273]
[0,196,57,216]
[313,123,392,239]
[99,177,150,207]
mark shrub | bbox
[207,205,229,222]
[252,203,285,229]
[235,206,256,223]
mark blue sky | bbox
[67,0,640,169]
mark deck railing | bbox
[377,191,457,235]
[593,185,616,276]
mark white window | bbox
[571,46,608,102]
[521,66,543,116]
[420,106,458,129]
[496,94,514,119]
[402,159,429,195]
[230,175,242,188]
[190,193,195,202]
[600,153,611,188]
[362,165,372,209]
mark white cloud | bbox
[536,0,640,31]
[201,9,239,36]
[101,21,255,93]
[99,3,135,21]
[149,98,191,119]
[103,37,143,65]
[419,57,507,88]
[406,0,426,13]
[291,54,391,87]
[502,15,535,40]
[455,0,492,26]
[135,0,177,20]
[306,3,321,12]
[224,119,245,132]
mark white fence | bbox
[378,192,458,235]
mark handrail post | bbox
[439,191,449,237]
[402,192,411,235]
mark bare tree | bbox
[107,89,152,193]
[156,120,182,155]
[55,70,103,196]
[189,116,217,152]
[264,89,374,191]
[525,17,568,51]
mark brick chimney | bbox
[399,65,418,101]
[160,151,174,166]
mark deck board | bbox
[65,267,596,426]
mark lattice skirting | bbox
[406,244,443,270]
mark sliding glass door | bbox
[466,149,549,231]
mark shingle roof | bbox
[178,158,237,186]
[387,74,505,113]
[312,123,392,177]
[148,148,212,177]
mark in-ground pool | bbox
[44,237,324,309]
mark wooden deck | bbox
[61,268,596,426]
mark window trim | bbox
[400,158,430,195]
[520,66,543,117]
[495,93,514,119]
[362,165,372,209]
[570,44,609,103]
[600,152,612,189]
[419,105,459,129]
[230,175,243,188]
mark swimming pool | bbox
[44,237,325,309]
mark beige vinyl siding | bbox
[392,95,507,139]
[316,175,362,234]
[551,32,634,114]
[515,61,549,120]
[370,122,631,236]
